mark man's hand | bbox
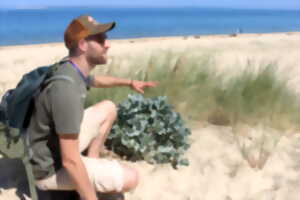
[130,80,158,94]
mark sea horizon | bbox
[1,5,300,11]
[1,7,300,46]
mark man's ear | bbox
[77,38,88,52]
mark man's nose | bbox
[104,40,110,49]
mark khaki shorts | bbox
[36,105,124,193]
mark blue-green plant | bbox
[106,94,191,169]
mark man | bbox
[28,15,157,200]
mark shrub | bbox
[105,94,191,169]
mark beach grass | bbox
[86,48,300,132]
[216,62,300,130]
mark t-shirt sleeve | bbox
[48,81,84,135]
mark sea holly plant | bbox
[106,94,191,169]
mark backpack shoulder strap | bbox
[41,75,74,92]
[44,75,74,85]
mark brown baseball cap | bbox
[64,15,116,49]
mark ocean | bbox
[1,7,300,46]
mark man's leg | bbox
[79,100,117,157]
[36,100,139,192]
[36,157,139,193]
[121,164,139,192]
[79,100,139,192]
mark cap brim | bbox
[90,22,116,35]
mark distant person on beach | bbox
[28,15,157,200]
[236,28,243,34]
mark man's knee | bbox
[94,100,117,120]
[122,166,139,192]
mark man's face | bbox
[85,33,110,66]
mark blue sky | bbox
[1,0,300,10]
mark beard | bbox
[87,52,107,66]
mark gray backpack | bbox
[0,61,73,200]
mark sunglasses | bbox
[85,33,107,45]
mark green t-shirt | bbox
[28,61,91,179]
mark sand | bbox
[1,32,300,200]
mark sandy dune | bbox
[2,124,300,200]
[1,32,300,200]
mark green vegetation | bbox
[106,94,190,168]
[85,49,300,167]
[87,49,300,132]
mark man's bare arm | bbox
[59,134,97,200]
[91,75,157,93]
